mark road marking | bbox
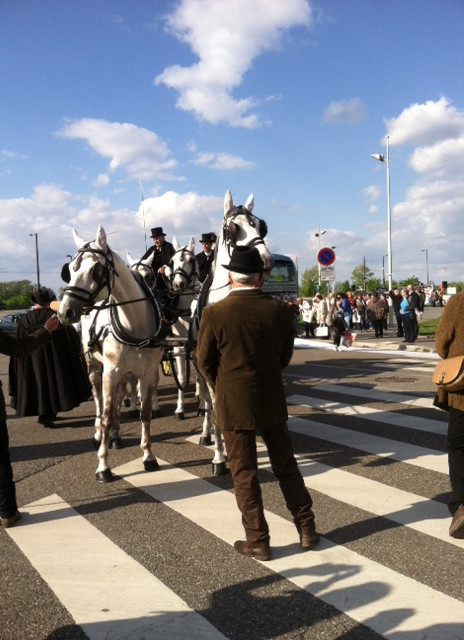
[6,494,226,640]
[288,415,447,473]
[287,394,447,435]
[312,383,438,410]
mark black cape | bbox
[9,307,91,417]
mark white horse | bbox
[58,225,164,482]
[128,237,200,421]
[195,190,273,474]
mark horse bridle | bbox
[166,247,199,293]
[61,243,117,308]
[223,205,268,257]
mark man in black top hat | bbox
[141,227,175,291]
[196,232,215,283]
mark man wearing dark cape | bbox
[9,288,91,428]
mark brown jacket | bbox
[0,327,52,422]
[434,290,464,412]
[196,288,294,431]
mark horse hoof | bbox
[212,461,228,476]
[199,435,212,446]
[152,409,162,419]
[197,408,205,417]
[109,436,123,450]
[92,438,101,451]
[96,469,114,483]
[144,458,160,472]
[128,409,139,418]
[176,412,185,421]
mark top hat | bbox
[222,245,265,274]
[200,233,214,244]
[150,227,166,238]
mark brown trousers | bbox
[222,421,315,544]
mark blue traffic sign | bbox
[317,247,335,266]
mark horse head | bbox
[166,236,198,293]
[58,225,117,325]
[222,190,273,271]
[127,251,156,289]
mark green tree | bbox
[397,275,421,288]
[299,266,319,297]
[351,264,374,291]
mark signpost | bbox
[317,247,336,292]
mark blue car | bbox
[0,313,26,337]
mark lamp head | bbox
[370,153,385,162]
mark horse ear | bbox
[126,252,135,267]
[245,193,254,213]
[95,225,107,252]
[224,190,233,216]
[172,236,180,251]
[73,228,86,249]
[188,236,195,252]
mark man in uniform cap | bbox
[196,232,215,283]
[196,245,319,561]
[141,227,175,291]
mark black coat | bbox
[196,251,214,282]
[9,307,91,418]
[142,241,175,290]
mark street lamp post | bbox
[29,233,40,290]
[421,249,429,287]
[371,136,393,326]
[314,227,327,293]
[382,254,388,287]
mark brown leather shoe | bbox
[234,540,271,561]
[1,510,21,528]
[449,505,464,538]
[300,527,320,549]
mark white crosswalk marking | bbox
[6,494,227,640]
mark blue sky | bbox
[1,0,463,294]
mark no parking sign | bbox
[317,247,335,266]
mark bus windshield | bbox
[262,254,298,301]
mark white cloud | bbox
[323,98,367,124]
[385,97,464,146]
[155,0,311,127]
[93,173,111,187]
[192,151,254,170]
[409,136,464,178]
[57,118,178,181]
[137,190,223,232]
[361,185,381,202]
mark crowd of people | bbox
[296,286,427,349]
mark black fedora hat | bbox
[150,227,166,238]
[222,245,265,274]
[200,232,214,243]
[31,287,56,306]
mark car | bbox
[0,313,26,337]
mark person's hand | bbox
[44,314,60,333]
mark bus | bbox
[261,253,298,301]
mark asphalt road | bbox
[1,336,463,640]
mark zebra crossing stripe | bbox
[287,394,447,435]
[115,458,463,640]
[5,494,227,640]
[311,383,437,410]
[288,415,447,473]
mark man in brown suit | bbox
[434,289,464,538]
[197,245,318,561]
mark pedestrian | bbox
[389,288,404,337]
[299,298,315,338]
[328,294,347,351]
[141,226,175,291]
[196,232,215,283]
[1,312,60,528]
[338,292,352,329]
[434,289,464,538]
[399,288,415,343]
[9,289,91,429]
[407,284,422,340]
[367,292,387,338]
[196,245,319,561]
